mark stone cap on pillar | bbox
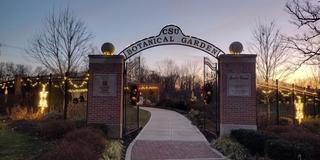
[89,55,124,64]
[219,54,257,63]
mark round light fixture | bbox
[101,42,115,56]
[229,41,243,54]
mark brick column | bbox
[219,54,257,136]
[87,55,124,138]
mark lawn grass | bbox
[125,106,151,131]
[0,122,52,160]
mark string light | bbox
[262,90,272,94]
[68,88,88,93]
[295,96,304,124]
[68,79,88,88]
[1,83,5,89]
[31,82,39,87]
[257,82,317,96]
[4,87,8,95]
[38,84,48,113]
[138,85,159,90]
[280,91,291,97]
[65,74,90,89]
[190,90,197,102]
[0,73,90,93]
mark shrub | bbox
[102,140,123,160]
[265,139,313,160]
[302,117,320,134]
[265,125,320,159]
[279,117,294,125]
[7,120,39,136]
[230,129,276,155]
[68,104,86,120]
[186,109,201,126]
[173,101,188,110]
[9,106,43,120]
[280,131,320,159]
[63,128,107,153]
[187,109,200,119]
[212,137,249,160]
[280,131,320,145]
[257,114,268,130]
[73,119,86,128]
[0,122,4,130]
[42,112,63,121]
[157,99,188,111]
[38,120,75,140]
[265,125,307,135]
[40,128,108,160]
[40,140,99,160]
[88,123,108,135]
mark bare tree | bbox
[156,59,180,99]
[285,0,320,65]
[32,66,48,76]
[180,60,201,90]
[27,8,92,75]
[249,21,292,122]
[249,21,291,83]
[0,62,31,81]
[14,64,31,76]
[311,57,320,88]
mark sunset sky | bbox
[0,0,312,82]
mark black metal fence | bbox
[0,73,89,120]
[1,74,319,128]
[257,80,320,128]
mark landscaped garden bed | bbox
[211,118,320,160]
[0,105,151,160]
[0,112,123,160]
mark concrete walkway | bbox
[125,107,225,160]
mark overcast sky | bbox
[0,0,308,81]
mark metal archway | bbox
[120,25,223,136]
[118,25,225,60]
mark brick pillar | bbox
[219,54,257,136]
[87,55,124,138]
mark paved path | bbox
[125,107,225,160]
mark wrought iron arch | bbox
[118,25,225,60]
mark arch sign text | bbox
[119,25,224,60]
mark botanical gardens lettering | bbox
[119,25,223,60]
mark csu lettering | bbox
[162,28,179,35]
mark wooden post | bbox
[64,72,69,119]
[292,84,295,124]
[276,79,279,125]
[314,94,317,116]
[48,74,52,112]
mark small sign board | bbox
[227,73,251,97]
[93,74,117,97]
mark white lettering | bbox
[120,25,222,59]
